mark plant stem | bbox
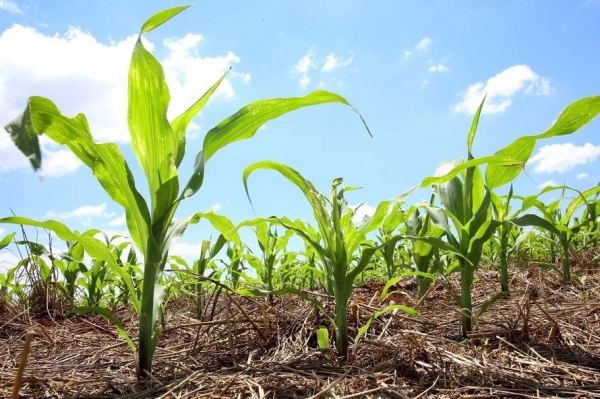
[460,263,473,338]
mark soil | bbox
[1,252,600,398]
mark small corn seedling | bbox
[243,162,413,357]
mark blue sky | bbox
[0,0,599,264]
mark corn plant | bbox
[417,95,600,337]
[488,186,560,293]
[1,5,368,376]
[523,185,600,282]
[375,202,409,280]
[243,221,295,304]
[243,162,408,357]
[405,199,446,298]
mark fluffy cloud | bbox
[577,173,589,180]
[454,65,551,115]
[45,203,114,226]
[293,49,316,88]
[170,242,202,259]
[321,53,354,73]
[416,37,433,51]
[0,0,22,14]
[0,251,20,271]
[0,25,248,176]
[428,64,450,73]
[404,37,433,60]
[528,143,600,174]
[108,214,127,227]
[293,50,353,88]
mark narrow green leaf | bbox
[128,36,178,221]
[3,97,151,255]
[421,155,522,187]
[486,96,600,188]
[172,70,229,168]
[204,90,370,163]
[355,304,417,344]
[467,95,486,153]
[140,5,191,34]
[0,232,15,250]
[243,160,334,251]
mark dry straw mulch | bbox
[1,254,600,398]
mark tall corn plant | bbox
[1,5,367,376]
[243,163,409,357]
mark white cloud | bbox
[538,180,557,189]
[428,64,450,73]
[351,203,376,224]
[321,53,354,73]
[210,203,222,212]
[421,79,430,88]
[41,148,82,177]
[404,50,412,59]
[162,33,248,118]
[170,242,201,259]
[529,143,600,174]
[108,214,127,227]
[299,75,310,89]
[416,37,433,51]
[0,251,20,272]
[45,203,114,226]
[577,173,589,180]
[0,25,247,175]
[0,0,22,14]
[293,49,315,88]
[454,65,551,115]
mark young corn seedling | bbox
[243,162,410,357]
[2,5,368,376]
[243,221,295,304]
[405,200,446,298]
[489,186,561,293]
[523,185,600,282]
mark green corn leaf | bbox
[140,5,191,34]
[164,211,241,262]
[243,160,334,251]
[205,90,370,163]
[4,97,151,255]
[182,91,370,200]
[172,70,229,168]
[486,96,600,188]
[421,155,522,188]
[129,32,178,221]
[316,326,330,351]
[14,240,49,257]
[467,95,486,154]
[354,304,417,345]
[0,232,15,250]
[476,291,510,321]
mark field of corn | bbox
[1,6,600,399]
